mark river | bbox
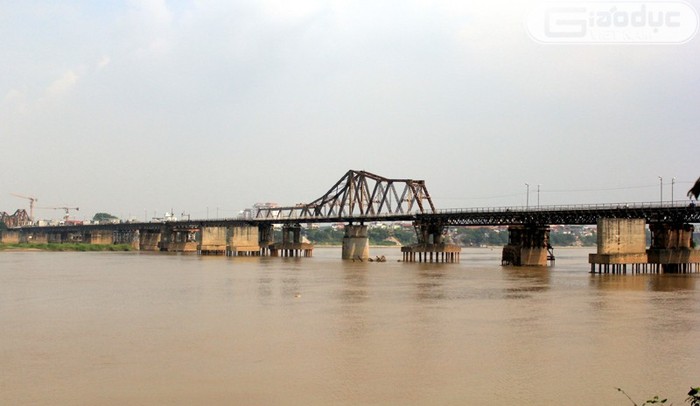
[1,247,699,405]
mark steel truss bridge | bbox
[9,170,700,233]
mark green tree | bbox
[92,213,119,223]
[393,228,417,245]
[303,227,344,245]
[580,233,597,246]
[550,232,577,246]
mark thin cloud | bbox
[97,56,111,70]
[45,70,79,98]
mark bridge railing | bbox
[253,211,421,221]
[251,201,695,221]
[434,201,695,215]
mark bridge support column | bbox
[0,230,20,244]
[646,223,700,273]
[271,224,313,257]
[159,225,197,252]
[258,224,274,256]
[588,218,647,274]
[47,232,64,243]
[84,230,114,245]
[112,229,139,249]
[342,225,369,260]
[199,226,227,255]
[22,231,48,244]
[401,221,461,263]
[502,225,553,267]
[228,226,261,256]
[130,230,141,250]
[139,229,162,251]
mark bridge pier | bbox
[21,231,48,244]
[198,226,227,255]
[83,230,114,245]
[401,221,461,263]
[113,229,140,249]
[0,230,20,244]
[588,218,648,274]
[47,232,65,244]
[646,223,700,273]
[139,229,162,251]
[258,224,274,256]
[271,224,313,257]
[502,225,553,266]
[342,224,369,260]
[158,225,198,252]
[170,228,198,252]
[227,225,261,256]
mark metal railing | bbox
[434,201,695,215]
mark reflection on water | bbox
[502,266,550,299]
[590,273,697,292]
[1,247,700,405]
[416,266,447,301]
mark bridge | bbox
[2,170,699,273]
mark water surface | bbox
[1,247,699,405]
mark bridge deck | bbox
[11,202,699,234]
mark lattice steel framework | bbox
[419,203,700,226]
[0,209,30,228]
[256,170,436,220]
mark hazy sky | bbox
[2,0,700,221]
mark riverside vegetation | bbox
[617,386,700,406]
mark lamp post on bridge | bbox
[537,184,541,208]
[658,176,663,205]
[672,177,676,205]
[525,183,530,208]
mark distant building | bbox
[253,202,279,218]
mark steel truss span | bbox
[256,170,435,220]
[422,203,700,226]
[9,170,700,234]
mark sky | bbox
[2,0,700,222]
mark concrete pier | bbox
[271,224,313,257]
[84,230,114,245]
[227,225,261,256]
[47,232,64,243]
[502,225,553,266]
[589,218,647,274]
[21,232,48,244]
[198,226,227,255]
[401,221,461,263]
[139,229,162,251]
[401,244,461,263]
[342,225,369,260]
[0,231,20,244]
[113,230,140,250]
[647,223,700,273]
[258,224,274,256]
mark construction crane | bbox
[37,206,79,222]
[10,193,38,222]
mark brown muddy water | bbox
[1,247,699,405]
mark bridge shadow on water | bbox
[589,272,697,292]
